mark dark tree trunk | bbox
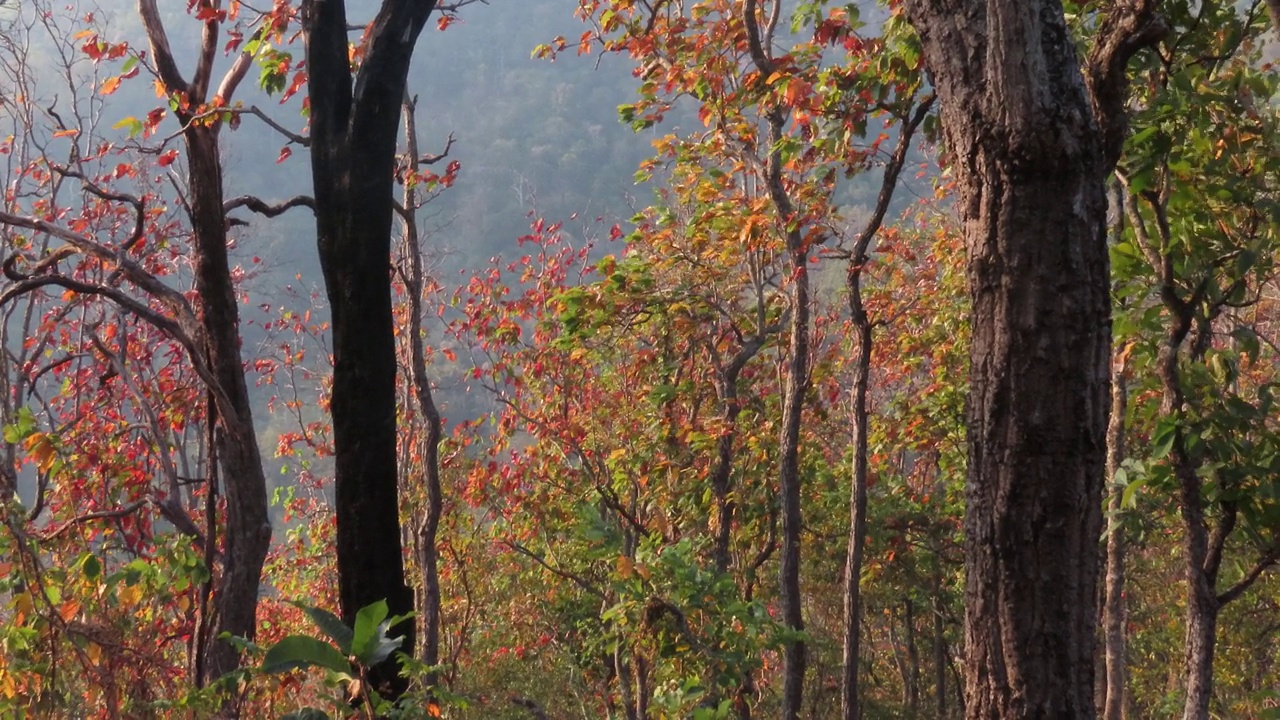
[901,0,1162,716]
[302,0,440,697]
[135,3,276,693]
[1102,351,1129,720]
[743,3,809,716]
[933,560,948,719]
[904,598,921,716]
[185,126,272,687]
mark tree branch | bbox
[238,105,311,147]
[1217,546,1280,606]
[137,0,190,95]
[223,194,316,219]
[502,539,606,599]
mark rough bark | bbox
[137,0,273,692]
[900,0,1161,716]
[185,125,272,688]
[1101,349,1129,720]
[301,0,439,697]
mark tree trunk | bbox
[302,0,440,697]
[742,3,809,716]
[839,92,931,720]
[841,312,871,720]
[1101,350,1129,720]
[904,598,921,716]
[900,0,1151,714]
[185,125,273,687]
[933,559,948,719]
[902,0,1165,715]
[400,95,444,684]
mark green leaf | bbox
[260,636,350,675]
[121,56,138,74]
[351,600,399,665]
[290,602,353,654]
[81,554,101,580]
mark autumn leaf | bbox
[99,76,121,96]
[23,432,57,473]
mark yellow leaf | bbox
[118,584,143,607]
[70,30,95,41]
[24,433,56,474]
[99,76,121,96]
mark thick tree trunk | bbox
[302,0,440,697]
[185,126,273,687]
[901,1,1137,715]
[1101,352,1129,720]
[903,0,1164,714]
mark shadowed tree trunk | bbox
[900,0,1163,715]
[301,0,440,698]
[137,0,283,693]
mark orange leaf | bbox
[99,76,121,96]
[52,129,79,139]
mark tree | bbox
[0,0,308,701]
[1111,3,1280,713]
[299,0,443,697]
[900,0,1164,714]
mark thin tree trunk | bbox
[135,4,276,690]
[904,598,921,717]
[839,93,932,720]
[841,310,871,720]
[933,559,948,719]
[1102,349,1129,720]
[399,95,444,684]
[742,3,809,716]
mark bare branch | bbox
[239,105,311,146]
[223,194,316,219]
[502,539,606,599]
[215,31,260,103]
[190,1,220,103]
[38,500,146,541]
[1218,546,1280,606]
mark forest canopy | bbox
[0,0,1277,718]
